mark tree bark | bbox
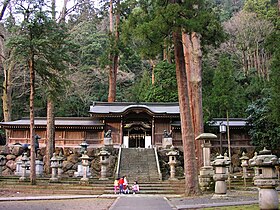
[0,2,11,142]
[173,30,200,196]
[45,97,55,174]
[29,55,36,185]
[108,0,120,102]
[182,32,204,168]
[0,0,10,21]
[58,0,68,23]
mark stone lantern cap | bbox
[211,154,230,166]
[195,133,217,141]
[81,151,90,159]
[21,153,29,162]
[166,146,179,156]
[51,153,58,161]
[98,147,110,156]
[249,147,279,167]
[80,141,89,148]
[240,152,249,161]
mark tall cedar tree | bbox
[8,0,71,183]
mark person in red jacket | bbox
[118,177,124,194]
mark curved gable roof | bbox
[89,102,180,115]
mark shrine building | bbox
[0,102,252,150]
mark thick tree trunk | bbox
[173,30,200,196]
[29,56,36,185]
[0,3,11,131]
[0,25,12,124]
[109,0,113,33]
[108,0,120,102]
[182,32,204,168]
[45,98,55,174]
[2,62,13,123]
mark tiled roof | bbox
[89,102,180,114]
[0,117,104,127]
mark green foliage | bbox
[128,70,152,102]
[268,32,280,125]
[246,97,280,150]
[208,55,247,118]
[147,61,177,102]
[244,0,278,23]
[122,0,224,58]
[7,1,71,99]
[128,61,177,102]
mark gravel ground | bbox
[0,198,115,210]
[168,190,259,207]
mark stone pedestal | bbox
[49,153,59,183]
[35,160,44,177]
[196,133,217,191]
[240,152,249,188]
[162,138,172,149]
[57,152,64,179]
[98,147,110,180]
[199,166,214,191]
[166,146,179,180]
[212,154,230,198]
[249,147,279,210]
[104,137,112,146]
[80,151,90,184]
[19,153,29,182]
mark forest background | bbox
[0,0,279,150]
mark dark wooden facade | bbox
[0,103,252,151]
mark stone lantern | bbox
[50,153,59,182]
[80,151,90,184]
[0,155,6,176]
[80,140,89,154]
[57,151,64,179]
[211,154,230,198]
[166,146,179,180]
[19,153,30,181]
[240,152,249,187]
[195,133,217,191]
[249,147,280,210]
[98,147,111,180]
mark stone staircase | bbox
[118,148,160,182]
[0,176,186,195]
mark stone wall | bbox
[0,145,118,178]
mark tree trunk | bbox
[45,97,55,174]
[58,0,68,23]
[149,59,155,85]
[109,0,113,33]
[173,30,200,196]
[182,32,204,168]
[108,0,120,102]
[29,56,36,185]
[0,4,11,140]
[0,0,10,21]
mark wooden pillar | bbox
[152,118,155,146]
[120,117,123,145]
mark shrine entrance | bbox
[128,133,145,148]
[123,122,152,148]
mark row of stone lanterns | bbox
[15,140,112,183]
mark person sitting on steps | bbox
[132,181,140,194]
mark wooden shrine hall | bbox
[0,102,251,150]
